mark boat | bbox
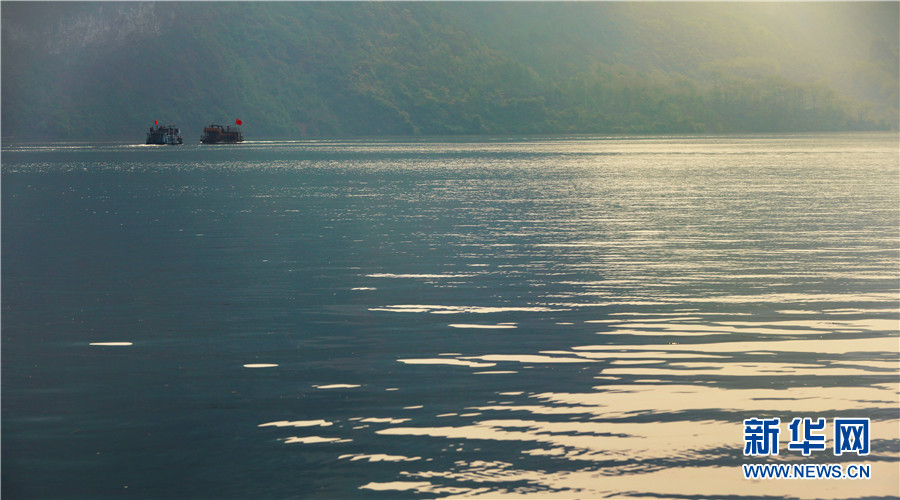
[146,123,183,145]
[201,121,243,144]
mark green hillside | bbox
[2,2,897,140]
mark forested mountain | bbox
[2,2,897,140]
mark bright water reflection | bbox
[2,134,898,498]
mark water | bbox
[2,134,898,499]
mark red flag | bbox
[235,119,242,126]
[154,120,158,125]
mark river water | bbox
[2,133,898,499]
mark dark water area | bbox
[2,134,898,499]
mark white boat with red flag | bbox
[146,120,183,145]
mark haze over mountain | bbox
[2,2,897,140]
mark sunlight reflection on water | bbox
[3,134,897,499]
[247,135,897,499]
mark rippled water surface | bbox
[3,134,898,499]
